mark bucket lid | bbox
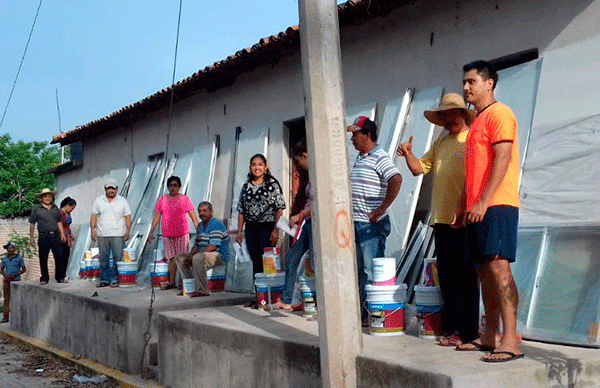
[254,272,286,279]
[414,285,441,292]
[365,283,407,292]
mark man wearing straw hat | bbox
[29,188,66,285]
[397,93,479,348]
[455,60,522,362]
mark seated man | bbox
[175,201,229,296]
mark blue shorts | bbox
[465,205,519,264]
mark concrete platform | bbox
[158,305,600,388]
[9,280,253,375]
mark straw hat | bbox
[36,188,57,198]
[423,93,477,126]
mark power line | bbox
[0,0,44,130]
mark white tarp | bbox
[519,35,600,227]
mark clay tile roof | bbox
[52,0,406,145]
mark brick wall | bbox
[0,217,55,283]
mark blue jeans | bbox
[281,219,313,304]
[355,215,391,321]
[97,236,124,284]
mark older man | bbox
[397,93,479,347]
[456,60,522,362]
[90,178,132,288]
[176,201,229,296]
[347,116,402,325]
[29,188,66,284]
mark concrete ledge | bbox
[158,305,600,388]
[158,306,321,387]
[0,328,162,388]
[10,280,253,374]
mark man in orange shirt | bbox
[455,60,523,362]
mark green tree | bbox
[0,134,61,217]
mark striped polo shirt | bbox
[350,145,400,223]
[194,217,230,263]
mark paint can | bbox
[182,278,195,297]
[122,248,136,263]
[414,285,444,339]
[79,260,87,279]
[373,257,397,286]
[116,261,137,286]
[84,258,93,280]
[299,276,317,318]
[262,247,282,274]
[207,265,226,292]
[90,258,100,280]
[254,272,285,308]
[422,258,439,287]
[366,283,407,336]
[151,262,169,287]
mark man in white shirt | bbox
[90,178,132,287]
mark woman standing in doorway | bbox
[236,154,286,275]
[58,197,77,283]
[148,176,199,289]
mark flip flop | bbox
[482,350,524,363]
[455,341,495,352]
[438,334,463,347]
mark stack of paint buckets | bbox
[207,265,226,292]
[414,258,444,339]
[366,257,407,336]
[116,248,138,286]
[81,248,100,280]
[254,272,285,308]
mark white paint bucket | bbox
[117,261,137,286]
[299,276,317,318]
[207,265,226,292]
[79,260,87,279]
[366,283,407,336]
[414,285,444,339]
[373,257,396,286]
[151,262,169,287]
[254,272,285,308]
[182,278,195,297]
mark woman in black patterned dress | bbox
[236,154,286,275]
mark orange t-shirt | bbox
[465,102,520,211]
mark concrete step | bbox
[157,305,600,388]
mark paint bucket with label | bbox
[79,260,87,279]
[366,283,407,336]
[117,261,137,286]
[262,247,282,274]
[299,276,317,318]
[422,258,439,287]
[207,265,226,292]
[151,262,169,287]
[414,285,444,339]
[182,278,196,297]
[373,257,397,286]
[90,258,100,280]
[254,272,285,308]
[84,258,93,279]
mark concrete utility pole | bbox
[298,1,362,387]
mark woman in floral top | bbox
[58,197,77,283]
[236,154,286,274]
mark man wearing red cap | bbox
[347,116,402,325]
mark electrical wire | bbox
[139,0,184,379]
[0,0,43,130]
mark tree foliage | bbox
[0,134,60,217]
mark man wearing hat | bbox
[90,178,132,288]
[29,188,66,285]
[347,116,402,325]
[397,93,479,347]
[1,241,26,323]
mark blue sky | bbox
[0,1,340,143]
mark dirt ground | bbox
[0,337,117,387]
